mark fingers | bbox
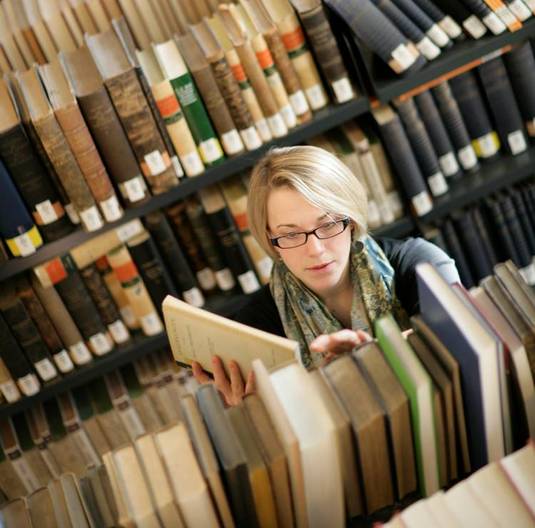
[229,361,245,403]
[310,329,373,356]
[245,369,255,396]
[191,361,212,385]
[212,356,231,397]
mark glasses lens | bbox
[277,233,307,248]
[316,220,345,239]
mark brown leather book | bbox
[15,67,104,232]
[39,61,124,224]
[21,0,57,62]
[86,29,179,195]
[60,47,150,208]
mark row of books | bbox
[382,442,534,528]
[373,40,535,217]
[426,179,535,287]
[327,0,535,76]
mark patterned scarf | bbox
[270,235,408,369]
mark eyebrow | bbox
[276,214,329,229]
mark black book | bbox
[373,105,433,217]
[422,225,449,253]
[448,71,499,159]
[452,210,493,282]
[504,42,535,138]
[127,230,178,315]
[414,90,462,178]
[431,81,479,172]
[412,0,464,39]
[395,98,449,197]
[441,218,475,288]
[421,0,487,39]
[477,57,527,156]
[0,241,7,264]
[518,184,535,237]
[460,0,507,35]
[511,189,535,258]
[144,211,205,307]
[196,384,259,528]
[471,206,499,268]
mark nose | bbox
[305,233,325,256]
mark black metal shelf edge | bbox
[420,147,535,223]
[0,97,369,282]
[372,18,535,102]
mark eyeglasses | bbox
[270,217,351,249]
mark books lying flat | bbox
[163,295,299,374]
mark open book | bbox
[162,295,299,374]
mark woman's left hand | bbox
[309,329,372,365]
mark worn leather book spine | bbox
[0,241,8,264]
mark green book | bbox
[375,314,440,497]
[154,39,225,166]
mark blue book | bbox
[416,262,504,470]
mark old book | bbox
[86,30,179,195]
[442,218,475,288]
[1,498,33,526]
[116,0,150,48]
[35,255,114,357]
[0,358,20,404]
[354,341,418,500]
[37,0,77,52]
[163,294,298,373]
[82,465,119,527]
[151,352,185,422]
[39,60,124,223]
[3,2,37,69]
[102,451,134,528]
[48,477,75,527]
[430,0,487,37]
[86,0,112,31]
[59,473,93,527]
[21,0,57,61]
[0,5,27,70]
[0,158,43,257]
[156,422,220,527]
[27,487,57,527]
[69,0,98,34]
[154,38,225,165]
[0,78,72,242]
[411,0,465,39]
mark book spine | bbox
[471,206,499,267]
[106,245,164,336]
[24,408,61,478]
[483,0,523,31]
[0,357,20,402]
[511,189,535,256]
[166,203,217,292]
[77,88,150,206]
[144,211,205,307]
[0,159,43,257]
[441,218,475,288]
[126,232,179,313]
[0,241,7,264]
[80,264,131,345]
[104,69,179,194]
[0,123,73,242]
[431,0,487,38]
[412,0,464,38]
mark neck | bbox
[320,265,353,328]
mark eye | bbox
[283,232,300,239]
[321,221,338,231]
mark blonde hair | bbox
[248,145,368,258]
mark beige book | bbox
[132,0,165,43]
[117,0,150,48]
[48,478,74,528]
[0,6,27,70]
[1,498,32,527]
[2,0,35,66]
[424,490,463,528]
[0,45,11,73]
[148,0,173,39]
[58,0,84,46]
[134,433,185,528]
[28,487,58,528]
[60,473,93,527]
[37,0,77,51]
[102,451,134,528]
[155,423,220,527]
[9,0,47,63]
[400,498,442,528]
[22,0,57,61]
[48,434,90,476]
[0,458,30,499]
[22,448,55,487]
[153,0,180,34]
[101,0,122,19]
[131,392,164,433]
[163,294,298,375]
[82,416,112,457]
[112,445,160,528]
[180,394,235,528]
[86,0,111,31]
[68,0,98,34]
[83,465,119,527]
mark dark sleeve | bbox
[376,236,461,315]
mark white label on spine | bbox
[238,270,260,294]
[255,119,272,142]
[289,90,309,115]
[427,24,449,47]
[463,16,487,39]
[34,358,57,381]
[35,200,58,224]
[141,312,163,336]
[215,269,235,291]
[497,6,519,26]
[69,341,92,364]
[267,113,287,138]
[18,374,40,396]
[14,233,36,256]
[509,0,531,19]
[100,195,123,222]
[53,350,73,373]
[171,156,184,178]
[108,320,130,344]
[200,138,223,163]
[120,306,137,328]
[144,150,167,175]
[305,84,327,110]
[439,16,462,38]
[520,262,535,285]
[80,206,104,232]
[477,133,499,157]
[116,220,143,242]
[0,381,20,403]
[240,126,262,151]
[181,151,204,176]
[416,37,441,61]
[411,191,433,217]
[367,200,381,228]
[64,203,80,224]
[483,12,506,34]
[332,78,354,104]
[524,0,535,11]
[458,145,478,169]
[183,287,204,307]
[508,130,527,155]
[391,44,416,71]
[280,104,297,129]
[197,267,216,291]
[123,176,147,202]
[89,332,113,356]
[221,129,244,155]
[379,202,395,225]
[257,256,273,281]
[439,152,460,176]
[428,172,448,196]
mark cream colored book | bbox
[60,473,94,527]
[163,294,299,374]
[424,491,463,528]
[102,451,134,528]
[22,0,57,62]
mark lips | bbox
[307,261,333,271]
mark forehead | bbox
[266,187,326,228]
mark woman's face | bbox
[267,186,352,298]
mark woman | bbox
[192,146,460,404]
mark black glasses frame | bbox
[270,217,351,249]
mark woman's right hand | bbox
[310,329,371,365]
[191,356,255,407]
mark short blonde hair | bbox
[248,145,368,258]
